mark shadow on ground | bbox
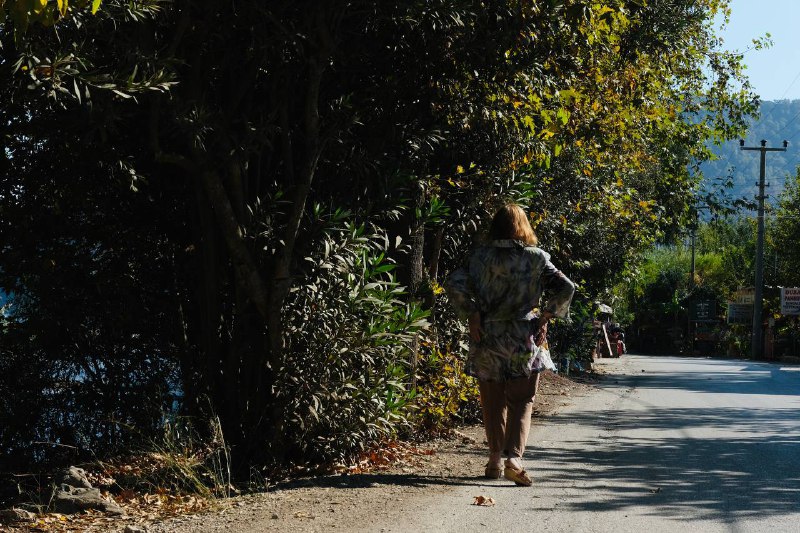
[270,445,492,493]
[531,356,800,522]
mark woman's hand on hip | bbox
[468,312,483,342]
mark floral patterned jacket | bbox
[445,240,575,381]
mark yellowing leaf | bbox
[91,0,102,14]
[473,496,495,506]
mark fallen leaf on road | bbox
[472,496,495,506]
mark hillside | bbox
[699,100,800,203]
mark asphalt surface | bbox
[378,355,800,533]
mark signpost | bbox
[727,303,753,324]
[734,287,755,305]
[728,287,754,325]
[690,300,717,322]
[781,287,800,316]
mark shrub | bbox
[548,300,596,373]
[412,341,481,433]
[278,218,428,465]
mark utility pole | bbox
[687,207,697,353]
[739,139,787,359]
[688,203,708,354]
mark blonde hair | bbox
[488,204,538,245]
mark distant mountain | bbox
[699,100,800,205]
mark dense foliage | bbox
[1,0,756,475]
[620,192,800,357]
[617,218,755,354]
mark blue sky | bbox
[719,0,800,101]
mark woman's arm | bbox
[539,261,575,319]
[468,311,483,342]
[444,266,479,319]
[446,268,484,341]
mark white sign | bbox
[781,287,800,315]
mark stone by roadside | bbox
[145,371,597,533]
[0,371,597,533]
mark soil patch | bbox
[1,371,598,532]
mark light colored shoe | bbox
[503,465,532,486]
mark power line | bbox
[781,122,800,144]
[755,71,800,125]
[776,109,800,137]
[776,69,800,101]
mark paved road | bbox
[382,355,800,532]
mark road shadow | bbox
[269,446,492,493]
[528,359,800,522]
[272,472,487,492]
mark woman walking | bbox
[445,204,575,486]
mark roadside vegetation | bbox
[617,170,800,357]
[0,0,767,519]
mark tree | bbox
[0,0,758,472]
[773,169,800,286]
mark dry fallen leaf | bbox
[472,495,495,507]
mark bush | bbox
[278,218,428,466]
[412,341,481,433]
[548,300,596,373]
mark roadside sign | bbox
[690,300,716,322]
[781,287,800,315]
[734,287,755,305]
[727,303,753,324]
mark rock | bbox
[0,507,37,523]
[52,485,125,516]
[62,466,93,489]
[124,525,148,533]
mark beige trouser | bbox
[478,374,540,459]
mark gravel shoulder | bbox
[144,371,599,533]
[0,370,600,532]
